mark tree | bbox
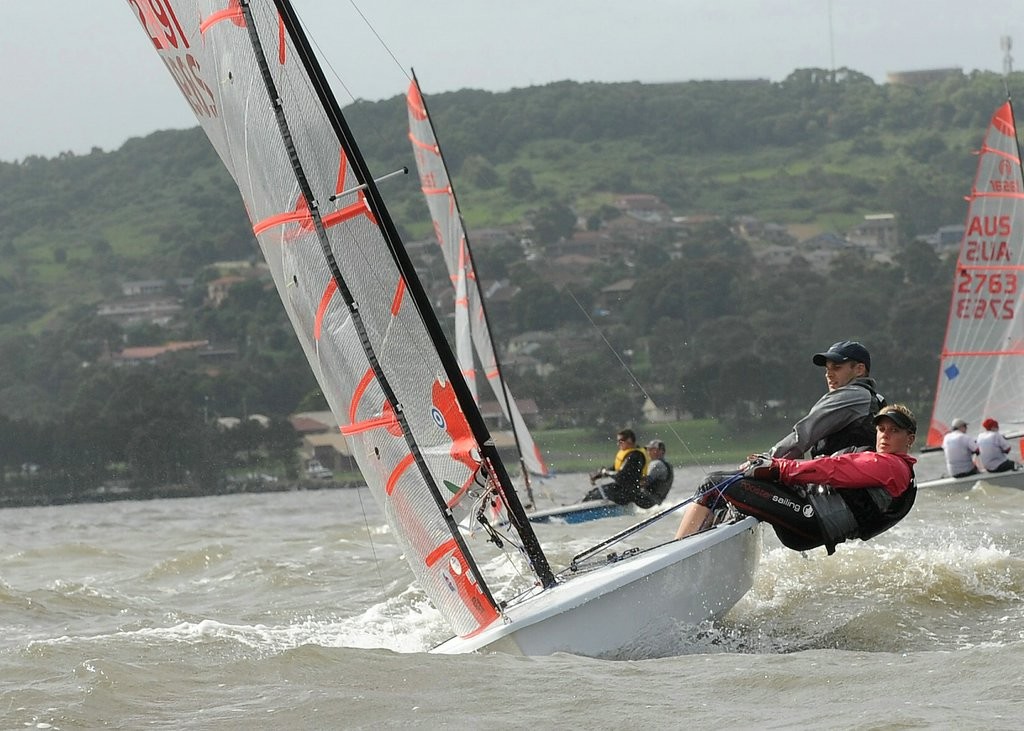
[530,203,576,244]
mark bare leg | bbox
[674,504,713,540]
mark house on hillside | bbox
[847,213,898,252]
[595,278,636,315]
[111,340,209,367]
[206,276,246,307]
[289,411,356,472]
[97,297,183,326]
[121,278,193,297]
[614,194,673,223]
[886,68,962,86]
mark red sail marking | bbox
[431,379,481,506]
[941,349,1024,357]
[390,277,406,316]
[321,191,378,228]
[252,192,376,237]
[955,264,1024,271]
[406,80,428,121]
[335,151,349,195]
[313,279,338,340]
[424,539,500,633]
[533,443,549,475]
[340,368,402,437]
[347,368,375,424]
[993,101,1016,136]
[384,453,416,496]
[133,1,189,49]
[277,12,286,64]
[340,401,401,437]
[199,1,245,34]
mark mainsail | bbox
[405,77,549,482]
[927,100,1024,446]
[126,0,554,639]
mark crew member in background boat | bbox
[584,428,649,505]
[977,418,1018,473]
[942,418,979,478]
[634,439,674,508]
[674,404,918,555]
[770,340,885,459]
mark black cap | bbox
[812,340,871,371]
[874,409,916,433]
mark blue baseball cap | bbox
[812,340,870,371]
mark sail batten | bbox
[927,99,1024,447]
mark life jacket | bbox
[614,447,649,476]
[807,447,916,555]
[811,380,887,458]
[634,460,674,509]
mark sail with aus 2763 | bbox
[927,100,1024,447]
[125,0,555,640]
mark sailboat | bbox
[405,76,638,524]
[922,99,1024,490]
[125,0,760,657]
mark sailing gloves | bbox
[741,454,779,482]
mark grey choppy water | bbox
[2,457,1024,729]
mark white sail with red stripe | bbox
[406,78,549,479]
[126,0,763,660]
[927,100,1024,447]
[126,0,554,640]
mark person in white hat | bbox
[942,418,979,478]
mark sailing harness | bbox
[698,447,916,555]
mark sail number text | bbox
[955,270,1018,319]
[127,0,218,119]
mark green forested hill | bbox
[2,67,1014,327]
[0,67,1018,494]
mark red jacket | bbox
[775,451,916,498]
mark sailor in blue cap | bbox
[770,340,886,459]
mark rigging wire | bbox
[354,484,401,644]
[565,286,712,476]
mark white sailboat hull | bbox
[433,516,761,657]
[918,469,1024,490]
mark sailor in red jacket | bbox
[674,404,917,554]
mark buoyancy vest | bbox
[811,381,887,458]
[635,460,674,509]
[807,447,917,554]
[614,447,649,475]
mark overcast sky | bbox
[0,1,1018,162]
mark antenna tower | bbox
[1002,36,1013,76]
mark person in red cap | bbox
[977,418,1017,473]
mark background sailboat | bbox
[406,76,638,523]
[923,99,1024,488]
[126,0,759,657]
[405,76,548,492]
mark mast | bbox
[271,0,555,586]
[410,71,540,503]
